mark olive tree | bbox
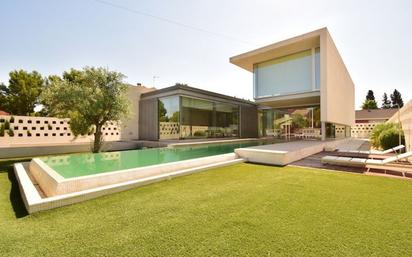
[42,67,130,152]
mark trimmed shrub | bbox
[370,123,397,148]
[10,116,15,123]
[379,127,404,150]
[370,122,404,150]
[0,124,4,137]
[8,128,14,137]
[194,131,206,137]
[4,120,10,130]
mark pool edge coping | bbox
[14,157,246,214]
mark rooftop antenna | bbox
[152,76,159,88]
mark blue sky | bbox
[1,0,411,108]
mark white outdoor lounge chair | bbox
[337,145,405,155]
[321,151,412,177]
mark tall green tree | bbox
[362,90,378,110]
[390,89,404,108]
[362,99,378,110]
[366,90,375,101]
[381,93,391,109]
[0,83,10,111]
[41,67,130,153]
[1,70,45,115]
[39,75,63,116]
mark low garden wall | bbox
[0,115,120,149]
[351,122,382,139]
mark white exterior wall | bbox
[121,85,156,140]
[0,115,120,147]
[388,100,412,151]
[321,30,355,127]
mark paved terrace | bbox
[234,139,362,166]
[292,140,412,179]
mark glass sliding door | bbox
[180,96,240,139]
[158,95,240,140]
[259,106,321,139]
[215,102,239,138]
[158,96,180,140]
[180,97,214,138]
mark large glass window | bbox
[159,96,180,140]
[259,106,321,139]
[180,97,214,138]
[158,96,240,140]
[215,102,239,138]
[254,48,320,98]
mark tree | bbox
[390,89,404,108]
[39,75,63,116]
[0,124,4,137]
[170,111,179,122]
[362,99,378,110]
[41,67,130,153]
[381,93,391,109]
[0,83,11,112]
[1,70,45,115]
[175,83,188,87]
[158,101,168,122]
[292,114,309,128]
[366,90,375,101]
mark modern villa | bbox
[230,27,355,140]
[12,27,401,215]
[126,28,354,142]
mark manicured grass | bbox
[0,161,411,257]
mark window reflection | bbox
[259,106,321,139]
[159,96,180,140]
[158,96,240,140]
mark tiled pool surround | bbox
[30,141,269,196]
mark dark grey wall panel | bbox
[240,105,258,138]
[139,98,158,140]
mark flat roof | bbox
[230,28,326,72]
[355,109,398,120]
[140,84,256,105]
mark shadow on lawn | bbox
[0,160,29,218]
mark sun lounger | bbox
[337,145,405,155]
[321,151,412,177]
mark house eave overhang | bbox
[229,28,326,72]
[256,91,321,109]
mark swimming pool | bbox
[40,141,268,178]
[19,139,282,211]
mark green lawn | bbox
[0,161,411,257]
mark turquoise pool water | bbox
[40,141,269,178]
